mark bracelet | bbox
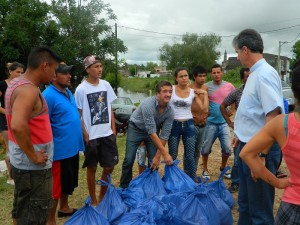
[259,152,267,158]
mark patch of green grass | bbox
[0,173,14,225]
[121,77,174,93]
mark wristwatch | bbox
[259,152,268,158]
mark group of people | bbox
[1,28,299,225]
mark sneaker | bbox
[6,179,15,186]
[202,170,210,180]
[220,168,231,179]
[228,183,239,193]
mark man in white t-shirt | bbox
[74,55,118,206]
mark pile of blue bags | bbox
[64,160,234,225]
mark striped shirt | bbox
[223,85,245,109]
[5,77,53,170]
[130,96,174,140]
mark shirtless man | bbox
[5,46,61,225]
[189,65,209,170]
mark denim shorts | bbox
[12,166,53,225]
[201,122,232,156]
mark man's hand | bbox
[162,153,173,165]
[83,133,89,144]
[31,149,48,165]
[150,155,161,169]
[231,137,239,148]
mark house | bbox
[222,50,291,81]
[154,66,172,76]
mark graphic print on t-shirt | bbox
[87,91,109,125]
[173,100,190,108]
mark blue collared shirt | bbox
[234,58,284,142]
[130,96,174,140]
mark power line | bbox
[287,31,300,43]
[117,23,300,39]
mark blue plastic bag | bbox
[172,192,211,225]
[204,190,233,225]
[194,188,233,225]
[64,196,109,225]
[142,169,167,199]
[96,175,127,224]
[120,168,167,209]
[207,166,235,208]
[160,191,189,208]
[162,160,196,193]
[119,187,145,209]
[117,207,156,225]
[135,197,169,222]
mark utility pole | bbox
[277,41,287,75]
[114,23,118,95]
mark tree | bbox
[0,0,127,91]
[0,0,52,77]
[159,33,221,73]
[145,62,158,74]
[291,40,300,68]
[49,0,127,91]
[128,65,137,76]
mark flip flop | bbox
[57,208,77,218]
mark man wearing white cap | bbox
[74,56,118,206]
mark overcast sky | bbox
[105,0,300,65]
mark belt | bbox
[129,121,143,131]
[195,123,206,127]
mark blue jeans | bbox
[237,141,281,225]
[231,146,239,185]
[168,119,196,180]
[201,122,232,156]
[120,122,157,188]
[194,124,206,169]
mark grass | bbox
[0,135,136,225]
[121,76,174,93]
[120,72,242,96]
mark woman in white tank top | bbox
[168,67,201,181]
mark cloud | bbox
[108,0,300,65]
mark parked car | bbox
[112,97,136,123]
[281,80,295,111]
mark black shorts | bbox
[82,134,118,168]
[0,114,7,131]
[52,153,79,199]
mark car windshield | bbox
[113,98,133,105]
